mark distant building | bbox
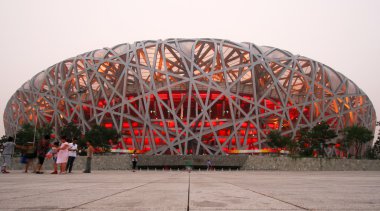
[3,39,376,155]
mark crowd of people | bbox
[0,137,219,173]
[0,135,94,174]
[0,136,219,173]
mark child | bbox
[47,141,59,174]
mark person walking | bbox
[66,139,78,173]
[56,136,70,174]
[207,159,212,171]
[83,141,94,173]
[131,150,138,172]
[35,135,51,174]
[24,142,37,173]
[1,137,16,173]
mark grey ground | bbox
[0,170,379,210]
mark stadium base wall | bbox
[9,155,380,171]
[10,155,133,171]
[241,156,380,171]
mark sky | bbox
[0,0,379,136]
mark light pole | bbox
[13,113,20,144]
[32,90,47,146]
[68,87,87,134]
[77,87,87,135]
[33,102,39,146]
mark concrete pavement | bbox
[0,170,379,210]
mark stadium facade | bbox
[3,39,376,155]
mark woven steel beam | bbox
[3,39,376,155]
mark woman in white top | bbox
[56,136,70,174]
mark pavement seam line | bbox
[227,183,311,211]
[187,172,190,211]
[64,173,183,210]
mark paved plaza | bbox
[0,170,379,210]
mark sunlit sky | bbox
[0,0,379,136]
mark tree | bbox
[363,145,377,159]
[267,130,298,155]
[0,135,8,143]
[371,139,380,159]
[83,125,120,152]
[298,122,337,157]
[36,125,53,139]
[267,130,291,148]
[15,124,35,145]
[298,128,314,157]
[343,125,373,158]
[60,122,82,141]
[14,124,52,145]
[0,135,9,154]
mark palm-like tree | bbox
[343,125,373,158]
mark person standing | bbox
[131,150,138,172]
[83,141,94,173]
[1,137,16,173]
[36,135,51,174]
[66,139,78,173]
[56,136,70,174]
[50,141,59,174]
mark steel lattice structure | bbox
[4,39,376,155]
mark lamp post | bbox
[33,102,39,146]
[78,87,87,134]
[68,87,88,135]
[13,115,19,144]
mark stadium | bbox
[3,38,376,155]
